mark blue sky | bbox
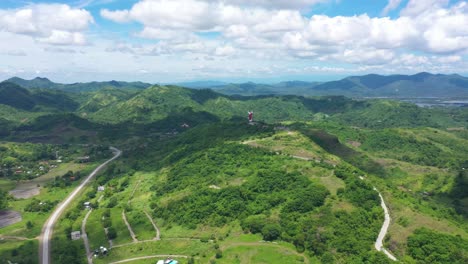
[0,0,467,83]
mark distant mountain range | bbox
[4,77,151,93]
[205,73,468,98]
[3,72,468,98]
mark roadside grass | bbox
[86,208,110,250]
[93,239,213,264]
[110,207,132,245]
[126,210,155,241]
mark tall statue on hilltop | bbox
[248,111,253,122]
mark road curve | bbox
[39,147,122,264]
[374,190,398,261]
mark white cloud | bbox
[202,0,326,9]
[393,54,430,66]
[137,27,189,40]
[2,0,468,82]
[128,0,216,30]
[215,45,235,56]
[400,0,449,16]
[39,30,87,45]
[326,48,396,65]
[100,0,468,69]
[100,9,130,23]
[382,0,403,15]
[0,4,93,45]
[436,55,462,63]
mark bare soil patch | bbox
[9,183,40,199]
[0,210,22,228]
[347,140,361,147]
[447,127,465,131]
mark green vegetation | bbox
[0,78,467,264]
[0,189,8,210]
[407,228,468,264]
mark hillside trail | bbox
[144,211,160,240]
[122,210,138,242]
[81,209,93,264]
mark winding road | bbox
[374,190,398,261]
[39,147,122,264]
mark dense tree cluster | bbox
[407,228,468,264]
[361,129,462,168]
[0,189,8,210]
[24,198,58,212]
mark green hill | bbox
[0,82,79,112]
[0,82,37,110]
[0,79,467,264]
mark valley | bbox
[0,74,467,264]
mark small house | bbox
[97,186,105,192]
[84,202,91,209]
[76,156,90,163]
[71,231,81,240]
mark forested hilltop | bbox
[0,79,466,264]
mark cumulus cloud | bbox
[0,4,93,45]
[100,9,130,23]
[102,0,468,62]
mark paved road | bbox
[39,147,122,264]
[374,190,398,261]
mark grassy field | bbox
[243,130,339,164]
[110,208,133,245]
[0,178,15,191]
[126,210,155,241]
[86,208,110,250]
[218,244,307,264]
